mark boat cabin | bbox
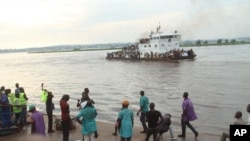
[138,30,181,58]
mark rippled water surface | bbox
[1,44,250,135]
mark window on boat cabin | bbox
[155,45,157,48]
[157,37,159,39]
[144,45,147,48]
[160,36,168,39]
[161,44,164,46]
[149,45,151,47]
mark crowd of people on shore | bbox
[0,83,55,134]
[0,83,29,130]
[1,83,250,141]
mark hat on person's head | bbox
[122,100,129,106]
[28,104,36,112]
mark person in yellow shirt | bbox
[13,93,22,127]
[19,87,29,129]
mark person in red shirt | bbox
[60,94,70,141]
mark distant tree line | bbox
[195,39,245,46]
[181,37,250,47]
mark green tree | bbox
[231,39,236,43]
[196,40,202,45]
[203,40,208,44]
[225,39,228,44]
[217,39,222,44]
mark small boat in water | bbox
[106,25,196,61]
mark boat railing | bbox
[0,104,26,136]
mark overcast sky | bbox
[0,0,249,49]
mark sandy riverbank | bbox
[0,116,220,141]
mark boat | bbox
[106,25,196,61]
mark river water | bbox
[1,44,250,135]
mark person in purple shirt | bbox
[178,92,199,138]
[29,104,46,136]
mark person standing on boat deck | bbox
[46,91,55,133]
[28,104,46,136]
[60,94,70,141]
[145,103,163,141]
[117,100,134,141]
[137,90,149,133]
[178,92,199,138]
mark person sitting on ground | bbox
[220,111,246,141]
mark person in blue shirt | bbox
[118,100,134,141]
[15,83,20,95]
[137,90,149,133]
[0,89,12,128]
[76,100,97,141]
